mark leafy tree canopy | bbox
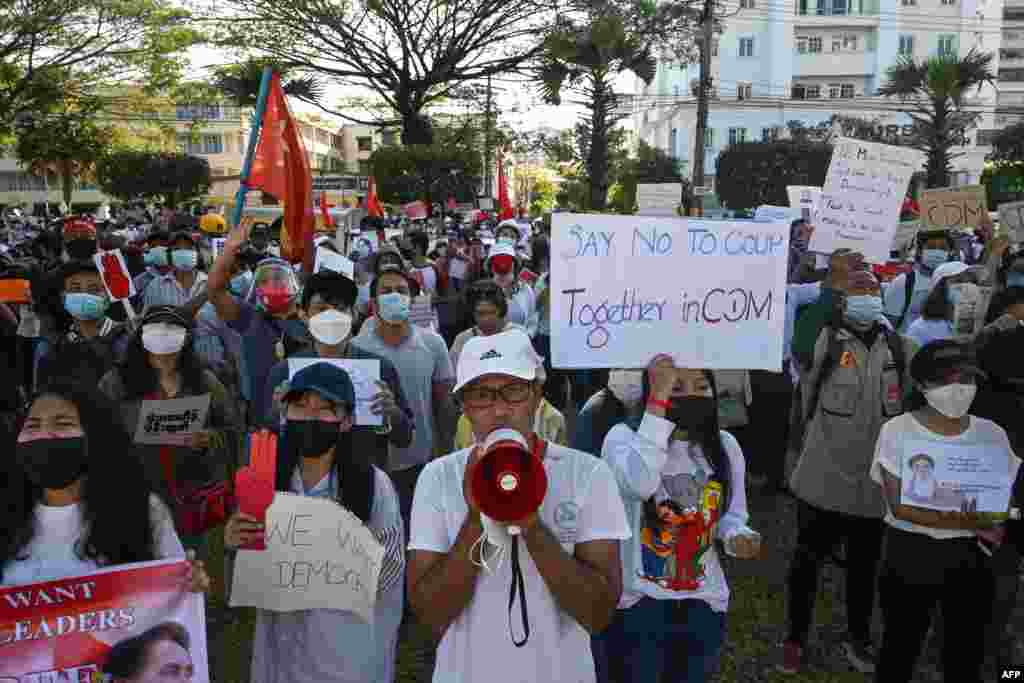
[95,151,212,208]
[715,140,832,210]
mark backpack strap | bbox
[895,269,916,331]
[805,327,844,423]
[883,328,906,394]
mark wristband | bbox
[647,398,672,411]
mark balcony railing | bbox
[796,0,878,16]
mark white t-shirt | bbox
[1,495,184,586]
[870,413,1021,540]
[408,442,631,683]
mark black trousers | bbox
[747,368,793,486]
[876,527,995,683]
[785,500,884,645]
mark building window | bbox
[176,134,201,155]
[738,82,752,100]
[712,41,719,56]
[202,134,223,155]
[761,127,775,141]
[792,83,822,99]
[809,37,823,52]
[901,0,916,5]
[728,127,747,145]
[673,84,681,97]
[843,34,858,50]
[832,36,842,52]
[670,128,678,156]
[356,136,373,152]
[740,0,755,7]
[176,104,201,121]
[938,34,956,57]
[203,104,222,120]
[941,0,955,5]
[705,129,715,148]
[828,83,841,98]
[739,37,754,57]
[898,34,914,56]
[841,83,855,98]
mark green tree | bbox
[369,144,482,206]
[211,0,554,145]
[615,140,684,213]
[877,49,995,188]
[988,121,1024,167]
[14,98,116,207]
[211,59,325,107]
[95,151,211,208]
[715,140,832,210]
[537,1,660,211]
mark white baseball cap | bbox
[928,261,970,294]
[454,328,543,394]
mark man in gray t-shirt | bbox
[352,265,456,526]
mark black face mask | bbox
[666,397,717,432]
[66,240,97,261]
[283,420,341,460]
[16,437,89,490]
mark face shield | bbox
[250,259,300,315]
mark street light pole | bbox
[691,0,715,213]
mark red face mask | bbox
[257,284,293,314]
[491,254,514,275]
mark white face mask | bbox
[924,383,977,419]
[607,369,644,406]
[141,323,187,355]
[308,309,353,346]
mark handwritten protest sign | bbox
[637,184,682,216]
[133,395,211,446]
[288,358,382,426]
[0,559,209,683]
[754,205,802,223]
[809,138,923,263]
[950,283,994,340]
[93,249,136,302]
[551,213,789,371]
[786,185,821,221]
[919,185,987,227]
[230,493,385,622]
[313,247,355,280]
[998,200,1024,242]
[900,442,1015,513]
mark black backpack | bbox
[805,326,907,423]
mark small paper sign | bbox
[314,247,355,280]
[94,249,136,302]
[900,441,1014,513]
[288,358,383,427]
[950,283,994,340]
[998,201,1024,243]
[133,394,211,446]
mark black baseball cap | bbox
[910,339,985,385]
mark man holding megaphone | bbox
[407,328,630,683]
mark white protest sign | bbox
[313,247,355,280]
[637,184,682,216]
[133,394,211,446]
[478,197,494,211]
[998,201,1024,243]
[809,138,923,264]
[93,249,136,302]
[786,185,821,221]
[900,442,1015,513]
[551,213,789,370]
[230,493,385,621]
[950,283,994,340]
[288,358,383,426]
[754,205,801,223]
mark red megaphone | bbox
[470,429,548,524]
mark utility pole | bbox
[484,74,493,199]
[691,0,715,213]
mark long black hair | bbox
[638,368,733,514]
[118,307,207,400]
[0,381,158,580]
[274,414,375,524]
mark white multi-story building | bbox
[996,0,1024,127]
[634,0,1004,190]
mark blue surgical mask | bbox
[1007,272,1024,289]
[920,249,948,271]
[171,249,197,271]
[229,271,252,296]
[377,292,411,322]
[844,295,883,326]
[145,246,167,266]
[64,292,109,320]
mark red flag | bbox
[497,157,514,221]
[247,73,313,265]
[367,176,385,218]
[446,196,457,212]
[320,191,334,227]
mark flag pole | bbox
[232,67,274,228]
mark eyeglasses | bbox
[462,382,533,409]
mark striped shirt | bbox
[141,271,207,309]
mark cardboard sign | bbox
[287,358,383,427]
[950,283,994,340]
[93,249,136,301]
[133,394,211,446]
[0,560,209,682]
[550,213,789,370]
[998,200,1024,243]
[637,184,682,216]
[809,139,923,263]
[313,247,355,280]
[230,493,385,622]
[920,185,987,228]
[900,442,1014,513]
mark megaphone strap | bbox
[508,537,530,648]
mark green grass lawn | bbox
[204,486,1020,683]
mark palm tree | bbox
[877,49,995,189]
[212,59,324,108]
[536,3,657,211]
